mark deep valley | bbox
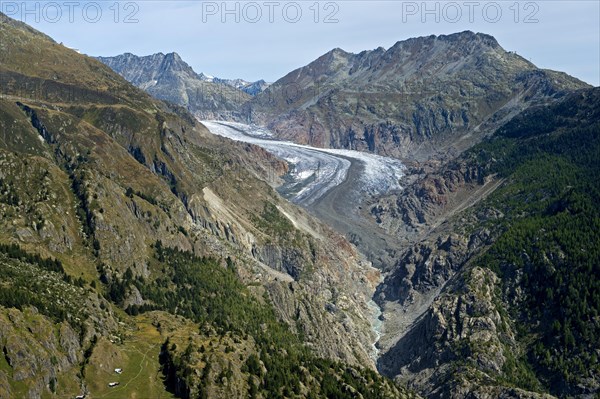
[0,11,598,399]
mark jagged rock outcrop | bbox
[0,307,87,399]
[379,266,548,398]
[97,52,251,119]
[369,155,498,241]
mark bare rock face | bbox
[97,52,254,120]
[369,145,517,397]
[246,31,589,160]
[378,233,469,304]
[367,146,499,252]
[378,267,537,398]
[0,308,83,399]
[266,276,377,367]
[371,152,501,331]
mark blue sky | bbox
[4,1,599,85]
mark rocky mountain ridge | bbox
[245,31,589,160]
[96,52,268,120]
[213,76,271,95]
[97,52,270,95]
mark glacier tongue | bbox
[201,121,405,205]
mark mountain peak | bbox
[330,47,348,54]
[440,30,500,47]
[248,30,588,159]
[388,30,500,53]
[324,47,351,58]
[164,52,182,61]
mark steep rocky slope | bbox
[375,88,600,397]
[97,52,255,119]
[0,12,414,398]
[245,31,589,160]
[0,250,120,398]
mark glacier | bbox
[201,121,405,206]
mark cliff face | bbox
[246,31,589,160]
[0,307,85,399]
